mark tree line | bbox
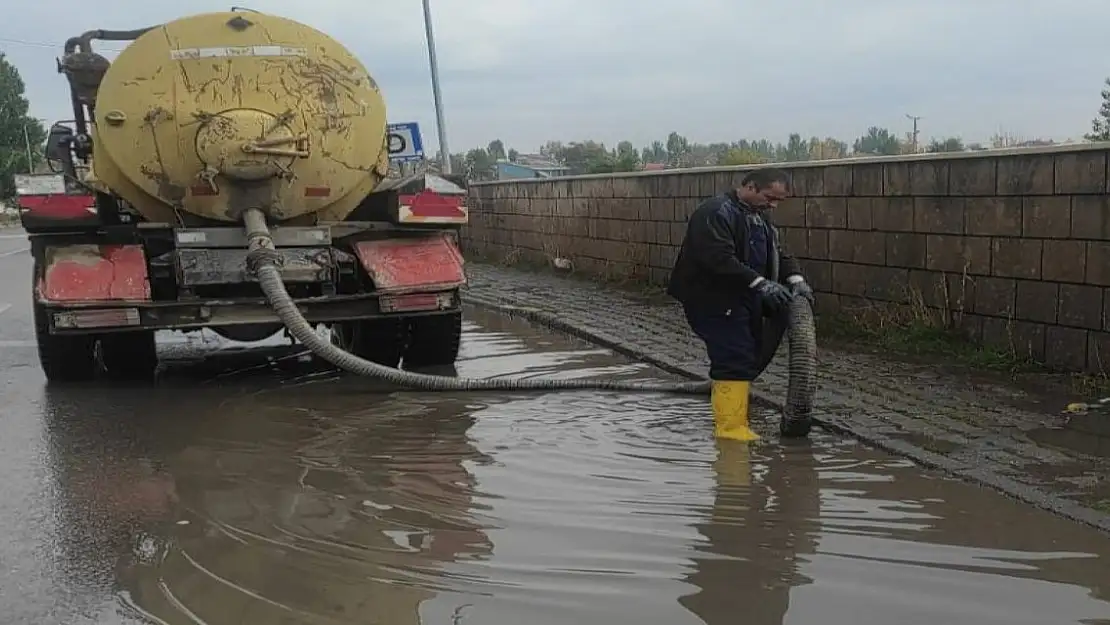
[6,47,1110,198]
[448,127,1063,180]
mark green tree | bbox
[781,133,809,161]
[487,139,506,161]
[852,126,901,156]
[719,148,768,166]
[1,52,47,200]
[507,148,520,162]
[927,137,965,153]
[1085,77,1110,142]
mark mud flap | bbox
[351,232,465,295]
[37,244,151,303]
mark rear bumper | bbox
[40,289,461,334]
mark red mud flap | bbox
[352,233,465,312]
[38,244,151,303]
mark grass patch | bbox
[817,313,1032,373]
[818,293,1110,396]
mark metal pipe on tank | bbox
[421,0,452,174]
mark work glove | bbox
[750,277,792,312]
[787,276,815,306]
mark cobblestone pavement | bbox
[462,262,1110,534]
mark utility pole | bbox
[23,123,34,172]
[421,0,452,174]
[906,114,922,153]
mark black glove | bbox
[751,277,792,312]
[788,278,815,305]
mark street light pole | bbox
[421,0,452,174]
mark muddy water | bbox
[26,308,1110,625]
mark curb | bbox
[462,292,1110,536]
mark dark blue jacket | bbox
[666,190,802,314]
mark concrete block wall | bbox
[462,144,1110,374]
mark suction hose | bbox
[242,209,817,431]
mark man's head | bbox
[737,168,791,209]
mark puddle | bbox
[5,307,1110,625]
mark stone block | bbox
[997,154,1055,195]
[1105,288,1110,331]
[1045,326,1089,371]
[871,197,915,231]
[1058,284,1104,330]
[847,198,873,230]
[886,233,928,269]
[805,198,848,228]
[1054,151,1107,194]
[863,266,911,301]
[823,166,853,195]
[827,230,854,262]
[964,197,1022,236]
[655,174,681,198]
[991,238,1042,279]
[972,277,1016,317]
[1041,239,1086,283]
[678,174,704,198]
[852,164,884,195]
[781,227,808,256]
[914,197,964,234]
[831,263,867,296]
[649,198,675,222]
[910,160,949,195]
[1070,196,1110,240]
[791,168,824,196]
[1089,332,1110,372]
[1015,280,1059,323]
[807,230,829,259]
[1022,196,1071,238]
[949,158,997,195]
[775,197,806,227]
[883,162,912,196]
[1086,242,1110,286]
[925,235,991,275]
[804,260,832,292]
[853,231,887,265]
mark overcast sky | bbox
[2,0,1109,154]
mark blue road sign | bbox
[387,122,425,163]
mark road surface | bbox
[2,226,1110,625]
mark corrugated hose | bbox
[242,209,817,435]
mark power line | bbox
[0,35,124,52]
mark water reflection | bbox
[678,439,820,624]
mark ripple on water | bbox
[100,317,1110,625]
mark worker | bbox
[666,168,814,442]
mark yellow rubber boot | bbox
[711,380,760,442]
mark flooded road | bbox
[2,228,1110,624]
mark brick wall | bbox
[463,144,1110,374]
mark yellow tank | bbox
[89,10,391,224]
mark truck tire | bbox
[330,317,406,368]
[98,331,159,381]
[32,301,98,383]
[404,310,463,368]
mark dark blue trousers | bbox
[684,303,763,381]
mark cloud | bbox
[2,0,1108,154]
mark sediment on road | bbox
[462,262,1110,535]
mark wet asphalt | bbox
[3,226,1110,625]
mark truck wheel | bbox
[404,310,463,368]
[32,301,98,382]
[98,331,159,381]
[330,318,406,368]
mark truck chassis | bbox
[17,167,470,383]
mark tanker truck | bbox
[15,10,471,383]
